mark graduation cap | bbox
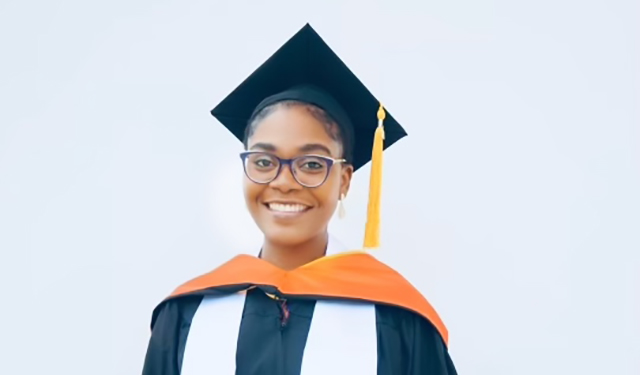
[211,23,407,249]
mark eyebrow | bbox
[249,143,277,152]
[298,143,333,156]
[249,142,334,156]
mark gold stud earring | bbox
[338,193,346,219]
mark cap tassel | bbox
[363,104,386,249]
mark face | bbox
[243,105,353,247]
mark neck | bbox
[260,232,329,271]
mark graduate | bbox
[142,24,458,375]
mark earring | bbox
[338,193,346,219]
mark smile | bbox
[266,203,311,213]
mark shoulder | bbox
[375,302,443,338]
[150,294,202,331]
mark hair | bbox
[243,100,353,163]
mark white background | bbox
[1,1,638,374]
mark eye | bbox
[255,158,274,168]
[248,153,278,170]
[297,156,328,173]
[304,161,324,170]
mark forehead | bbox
[249,105,341,154]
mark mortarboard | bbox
[211,23,408,249]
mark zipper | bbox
[268,293,290,328]
[278,298,290,328]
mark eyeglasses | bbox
[239,151,346,188]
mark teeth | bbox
[268,203,308,213]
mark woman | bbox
[142,24,457,375]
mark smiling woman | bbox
[141,24,458,375]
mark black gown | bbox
[142,285,458,375]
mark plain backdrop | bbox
[0,1,638,374]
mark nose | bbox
[269,163,301,192]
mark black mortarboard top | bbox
[210,23,407,172]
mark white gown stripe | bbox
[180,292,246,375]
[300,299,377,375]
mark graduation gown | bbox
[142,238,457,375]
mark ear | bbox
[339,164,354,198]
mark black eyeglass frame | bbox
[239,151,347,188]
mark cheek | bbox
[243,178,262,206]
[310,179,341,210]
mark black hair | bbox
[243,100,353,163]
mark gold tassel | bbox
[363,103,386,249]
